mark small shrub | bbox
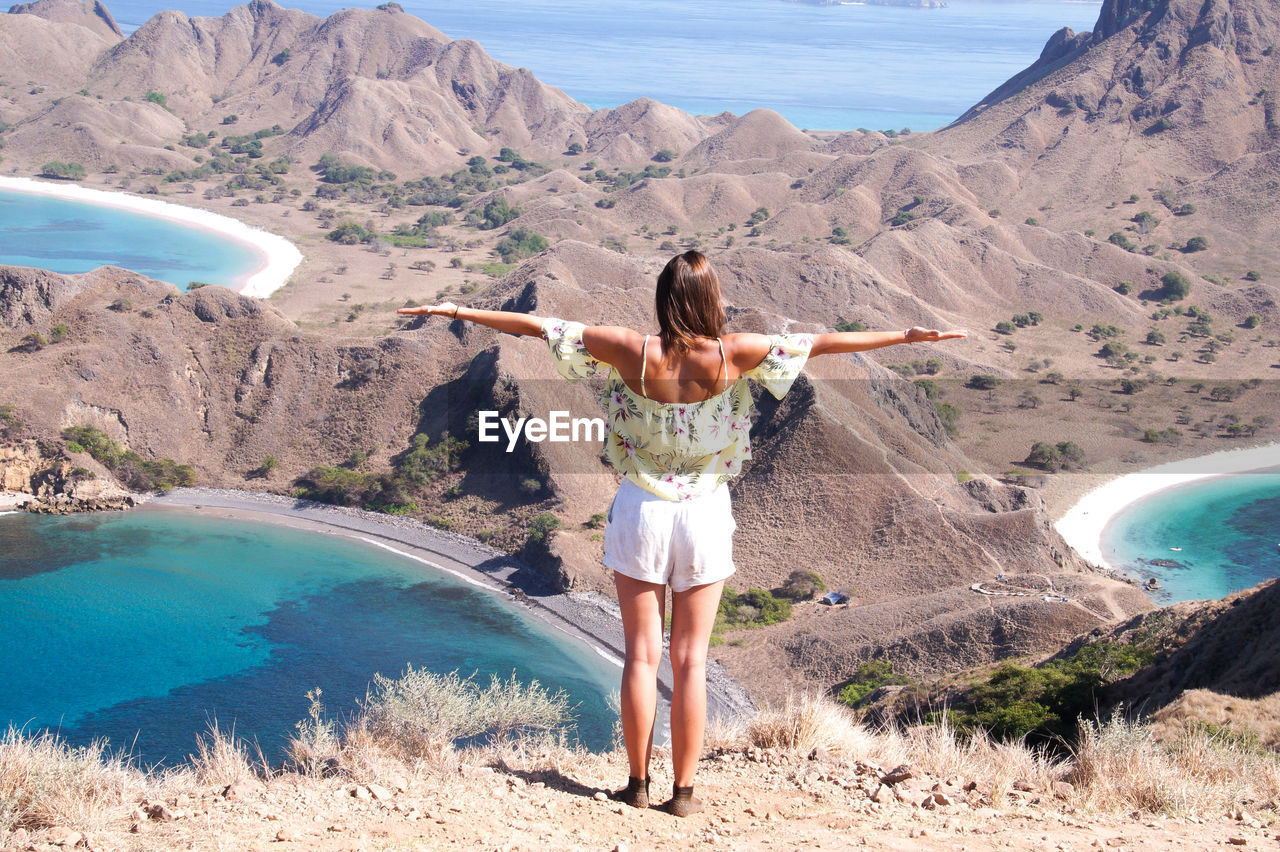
[39,161,86,180]
[527,512,561,543]
[777,569,825,601]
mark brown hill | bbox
[1097,578,1280,711]
[0,0,724,173]
[7,0,121,39]
[935,0,1280,267]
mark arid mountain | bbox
[8,0,120,38]
[1,0,1278,701]
[0,0,725,172]
[936,0,1280,265]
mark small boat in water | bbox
[1170,547,1182,551]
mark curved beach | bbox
[0,175,302,298]
[142,487,755,736]
[1054,442,1280,571]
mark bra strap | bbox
[641,335,649,398]
[716,337,727,394]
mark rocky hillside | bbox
[1,0,1278,702]
[937,0,1280,269]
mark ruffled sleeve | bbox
[744,333,813,399]
[541,317,608,382]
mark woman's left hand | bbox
[397,302,458,317]
[905,327,967,342]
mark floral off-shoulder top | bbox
[541,317,813,501]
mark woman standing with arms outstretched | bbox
[399,251,964,816]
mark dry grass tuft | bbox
[0,727,149,833]
[1069,710,1280,815]
[745,692,872,757]
[191,719,265,787]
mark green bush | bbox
[326,221,376,245]
[1160,271,1191,300]
[494,228,548,263]
[60,426,195,491]
[935,402,960,438]
[145,90,167,107]
[395,434,467,486]
[1024,440,1085,472]
[474,195,519,230]
[967,374,1001,390]
[777,569,826,601]
[39,161,86,180]
[955,642,1154,742]
[717,588,792,628]
[1108,232,1136,252]
[527,512,561,543]
[995,321,1016,335]
[1183,236,1210,253]
[837,660,910,708]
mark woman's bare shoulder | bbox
[722,332,774,370]
[582,325,644,363]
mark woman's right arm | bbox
[397,302,545,337]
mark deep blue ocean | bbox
[0,508,618,766]
[1102,470,1280,604]
[0,190,262,290]
[104,0,1104,132]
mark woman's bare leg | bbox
[668,579,724,787]
[613,572,666,783]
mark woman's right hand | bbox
[397,302,458,317]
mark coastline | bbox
[0,175,303,298]
[141,487,756,734]
[1053,442,1280,572]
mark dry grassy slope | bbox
[1091,578,1280,712]
[0,266,452,484]
[0,11,112,89]
[7,0,120,38]
[934,0,1280,271]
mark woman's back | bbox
[582,328,775,405]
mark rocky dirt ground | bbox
[3,746,1273,852]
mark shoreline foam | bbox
[0,175,303,298]
[1054,442,1280,571]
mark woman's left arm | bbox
[397,302,545,337]
[810,326,967,357]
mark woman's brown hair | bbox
[655,251,726,353]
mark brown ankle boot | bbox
[663,784,703,817]
[610,775,650,809]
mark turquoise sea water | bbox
[0,190,263,290]
[104,0,1103,131]
[0,508,617,766]
[1101,470,1280,604]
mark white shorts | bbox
[603,477,736,592]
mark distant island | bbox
[784,0,948,8]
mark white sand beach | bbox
[0,175,302,298]
[1055,442,1280,571]
[0,490,31,511]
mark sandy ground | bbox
[4,743,1272,852]
[0,175,302,297]
[144,488,756,735]
[1054,442,1280,570]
